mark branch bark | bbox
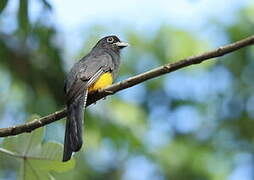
[1,35,254,137]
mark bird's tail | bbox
[62,91,87,162]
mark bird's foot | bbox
[104,90,114,94]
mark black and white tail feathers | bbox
[62,90,88,162]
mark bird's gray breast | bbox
[103,49,121,79]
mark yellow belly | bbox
[88,72,113,92]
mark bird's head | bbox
[94,35,129,52]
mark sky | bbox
[51,0,249,30]
[3,0,252,57]
[48,0,252,58]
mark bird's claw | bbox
[104,90,114,94]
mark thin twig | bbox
[0,35,254,137]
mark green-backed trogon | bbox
[63,35,128,162]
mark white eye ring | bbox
[107,37,114,43]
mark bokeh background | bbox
[0,0,254,179]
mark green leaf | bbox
[18,0,29,32]
[0,127,75,180]
[0,0,8,13]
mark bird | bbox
[62,35,129,162]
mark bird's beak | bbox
[114,41,129,49]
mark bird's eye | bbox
[107,37,114,43]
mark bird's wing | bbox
[65,53,113,104]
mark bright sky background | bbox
[3,0,252,57]
[51,0,249,30]
[49,0,252,57]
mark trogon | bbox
[63,35,128,162]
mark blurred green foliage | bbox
[1,126,74,180]
[0,0,254,180]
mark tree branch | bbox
[1,35,254,137]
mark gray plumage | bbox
[63,35,128,162]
